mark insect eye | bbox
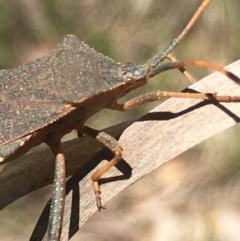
[124,75,136,85]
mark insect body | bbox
[1,0,240,240]
[0,37,125,162]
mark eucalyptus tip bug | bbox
[1,0,240,240]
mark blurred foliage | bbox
[1,0,240,240]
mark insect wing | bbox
[0,135,32,161]
[0,35,122,151]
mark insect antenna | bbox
[146,0,211,68]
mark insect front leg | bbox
[47,143,66,241]
[82,126,123,210]
[166,54,197,83]
[111,91,240,113]
[120,60,240,111]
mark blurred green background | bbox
[1,0,240,240]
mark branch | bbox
[0,120,135,210]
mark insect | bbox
[1,0,240,240]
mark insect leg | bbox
[166,54,197,83]
[112,91,240,112]
[47,143,66,241]
[120,62,240,109]
[147,60,240,85]
[82,126,123,210]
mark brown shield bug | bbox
[1,0,240,240]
